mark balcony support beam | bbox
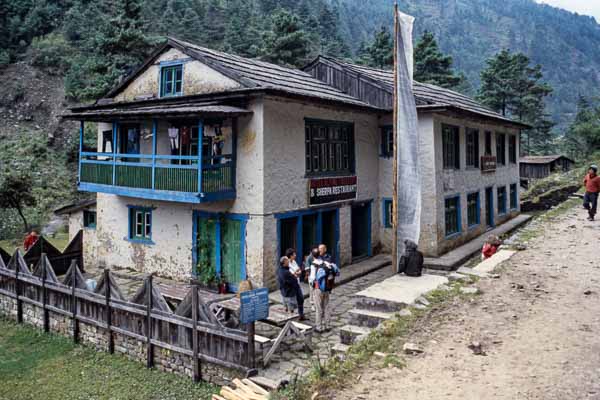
[197,120,204,194]
[151,119,157,190]
[78,121,84,183]
[112,121,118,185]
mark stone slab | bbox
[354,274,449,307]
[473,250,516,274]
[456,266,489,278]
[424,214,532,271]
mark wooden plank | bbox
[263,321,291,367]
[70,261,79,343]
[247,322,255,369]
[192,283,200,382]
[241,379,269,396]
[146,275,154,368]
[105,269,114,354]
[220,387,245,400]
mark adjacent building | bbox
[63,38,526,291]
[520,154,575,185]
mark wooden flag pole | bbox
[392,2,399,274]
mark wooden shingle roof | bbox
[519,155,575,164]
[306,56,529,128]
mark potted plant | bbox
[217,275,228,294]
[197,264,218,293]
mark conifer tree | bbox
[414,31,462,89]
[478,49,554,154]
[261,9,311,67]
[364,26,393,69]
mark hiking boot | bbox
[588,216,594,221]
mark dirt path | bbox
[335,205,600,400]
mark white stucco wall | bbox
[114,48,241,102]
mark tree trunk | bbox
[15,205,29,233]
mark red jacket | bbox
[584,173,600,193]
[482,243,498,259]
[23,233,39,252]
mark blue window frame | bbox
[510,183,518,210]
[445,195,461,237]
[382,198,393,228]
[466,192,480,228]
[380,125,393,158]
[83,210,96,229]
[497,186,507,215]
[128,206,152,243]
[160,64,183,97]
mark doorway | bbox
[351,201,372,261]
[485,187,494,228]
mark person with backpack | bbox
[306,246,319,312]
[312,256,340,332]
[397,239,424,276]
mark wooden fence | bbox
[0,250,255,382]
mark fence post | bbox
[247,322,256,369]
[104,269,114,354]
[41,254,49,333]
[71,260,79,344]
[146,274,154,368]
[15,260,22,324]
[191,283,200,382]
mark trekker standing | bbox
[583,165,600,221]
[286,248,306,321]
[312,256,340,332]
[306,247,319,312]
[277,256,300,315]
[23,229,39,252]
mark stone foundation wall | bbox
[0,295,242,386]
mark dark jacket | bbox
[277,266,300,298]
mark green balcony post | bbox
[197,120,204,194]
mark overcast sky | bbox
[536,0,600,21]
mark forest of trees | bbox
[0,0,598,158]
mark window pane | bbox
[145,212,151,237]
[304,120,354,175]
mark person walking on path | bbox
[583,164,600,221]
[312,254,340,332]
[286,248,306,321]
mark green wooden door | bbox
[221,219,243,290]
[196,217,217,278]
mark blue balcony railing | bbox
[78,152,235,203]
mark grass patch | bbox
[0,231,70,254]
[515,197,580,243]
[0,317,218,400]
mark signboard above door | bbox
[309,176,358,206]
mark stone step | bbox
[353,295,407,313]
[331,343,350,355]
[348,308,394,328]
[339,324,372,345]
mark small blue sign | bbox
[239,288,270,324]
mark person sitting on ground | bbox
[285,248,306,321]
[397,239,424,277]
[312,256,340,332]
[23,229,39,252]
[482,235,502,260]
[277,256,300,315]
[583,164,600,221]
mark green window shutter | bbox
[221,219,242,286]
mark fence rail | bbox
[0,250,254,382]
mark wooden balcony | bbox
[79,153,235,203]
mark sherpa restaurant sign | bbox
[309,176,358,206]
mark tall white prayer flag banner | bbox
[394,8,421,256]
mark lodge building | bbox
[63,38,526,291]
